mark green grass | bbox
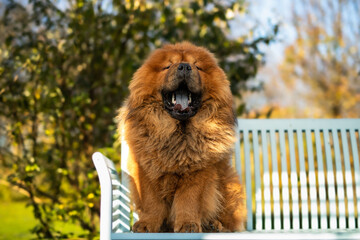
[0,201,88,239]
[0,201,37,240]
[0,184,88,239]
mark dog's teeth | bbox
[172,93,176,104]
[188,93,192,104]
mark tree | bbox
[279,0,360,117]
[0,0,276,238]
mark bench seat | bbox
[107,229,360,240]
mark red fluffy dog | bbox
[117,42,246,233]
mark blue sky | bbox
[228,0,299,113]
[231,0,297,63]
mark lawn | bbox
[0,184,88,239]
[0,201,37,240]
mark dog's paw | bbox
[174,222,200,233]
[207,220,224,232]
[132,220,160,233]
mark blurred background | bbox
[0,0,359,239]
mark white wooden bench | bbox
[92,119,360,240]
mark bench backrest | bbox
[93,118,360,237]
[237,119,360,231]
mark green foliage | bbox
[0,0,276,238]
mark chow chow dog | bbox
[117,42,246,233]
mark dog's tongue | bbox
[174,91,189,111]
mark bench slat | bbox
[244,130,253,231]
[252,130,263,230]
[288,130,300,230]
[279,130,291,230]
[306,129,319,229]
[323,130,338,228]
[259,130,272,231]
[297,130,309,230]
[234,129,242,183]
[332,129,347,228]
[314,129,328,229]
[349,129,360,226]
[269,130,281,230]
[340,129,356,228]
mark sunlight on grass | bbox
[0,201,36,240]
[0,200,88,239]
[0,185,88,239]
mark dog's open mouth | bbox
[162,83,201,121]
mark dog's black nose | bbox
[177,63,192,79]
[178,63,192,71]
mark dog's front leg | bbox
[171,168,218,233]
[129,164,169,233]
